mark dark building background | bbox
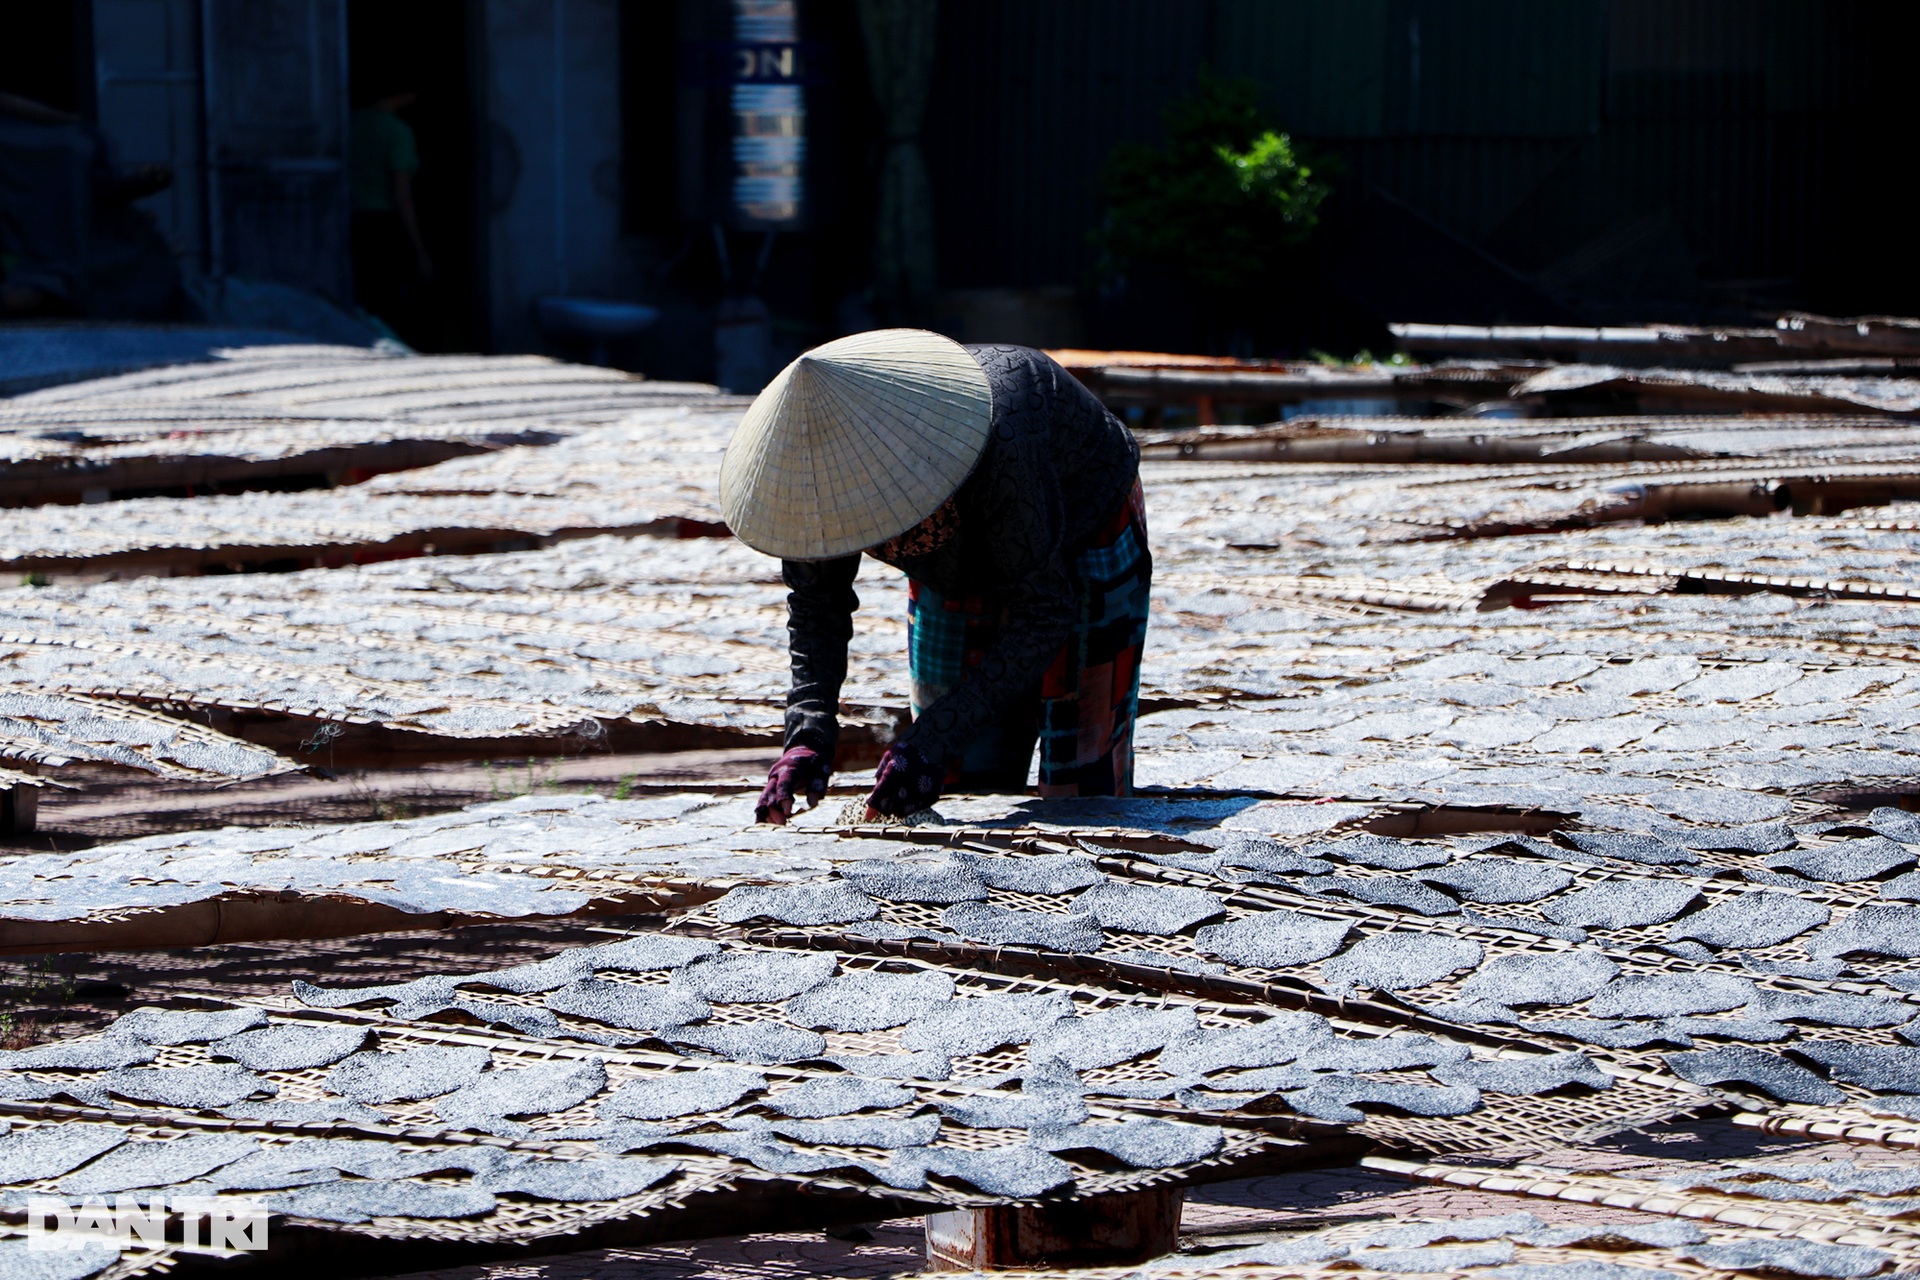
[5,0,1916,380]
[924,0,1919,351]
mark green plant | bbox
[1,958,74,1050]
[1099,73,1332,301]
[487,756,559,800]
[1309,348,1415,368]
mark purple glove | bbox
[757,745,829,824]
[866,740,944,818]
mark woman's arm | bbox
[782,554,861,759]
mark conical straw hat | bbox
[720,329,993,560]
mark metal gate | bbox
[199,0,351,300]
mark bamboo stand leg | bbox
[2,784,37,835]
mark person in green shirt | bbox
[349,81,431,333]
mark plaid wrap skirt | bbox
[905,481,1150,797]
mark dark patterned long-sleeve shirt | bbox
[780,345,1140,765]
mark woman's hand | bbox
[865,741,943,820]
[756,745,830,824]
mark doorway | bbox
[346,0,480,351]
